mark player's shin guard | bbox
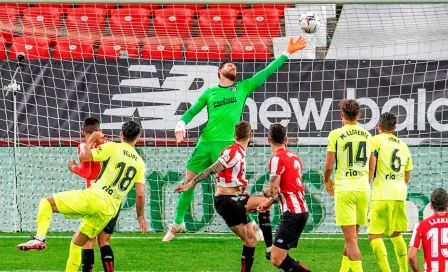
[371,238,391,272]
[391,235,408,272]
[81,249,94,272]
[36,198,53,240]
[100,245,115,272]
[174,189,194,225]
[258,211,273,259]
[66,242,82,272]
[339,256,351,272]
[241,245,255,272]
[279,255,311,272]
[350,260,363,272]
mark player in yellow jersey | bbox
[323,99,375,272]
[17,121,147,272]
[368,112,413,272]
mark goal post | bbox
[0,1,446,234]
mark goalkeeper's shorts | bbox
[368,200,408,235]
[185,141,233,174]
[53,190,117,238]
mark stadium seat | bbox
[9,37,50,60]
[34,4,74,14]
[153,8,194,38]
[97,37,140,59]
[109,8,150,38]
[0,3,28,12]
[241,8,281,38]
[251,4,292,17]
[21,7,62,37]
[198,8,239,38]
[120,4,161,11]
[0,37,6,60]
[0,8,19,35]
[65,8,106,41]
[207,4,247,10]
[77,4,117,14]
[186,36,228,60]
[230,37,271,60]
[53,38,94,60]
[141,36,184,60]
[164,4,204,14]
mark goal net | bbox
[0,2,447,234]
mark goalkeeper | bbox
[163,36,307,248]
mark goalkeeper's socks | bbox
[279,255,311,272]
[351,260,363,272]
[36,198,53,240]
[391,235,408,272]
[241,245,255,272]
[100,245,115,272]
[339,255,351,272]
[258,211,273,257]
[174,189,194,225]
[371,238,391,272]
[81,249,94,272]
[66,242,82,272]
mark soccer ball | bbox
[299,12,321,34]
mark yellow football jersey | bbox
[327,124,372,192]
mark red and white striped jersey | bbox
[410,213,448,272]
[269,148,308,214]
[216,143,247,191]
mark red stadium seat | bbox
[164,4,204,14]
[141,36,184,60]
[77,4,117,14]
[21,7,62,37]
[65,8,106,41]
[241,8,281,38]
[153,8,194,38]
[53,38,94,60]
[120,4,160,11]
[230,37,271,60]
[186,36,228,60]
[0,3,28,12]
[9,37,50,60]
[251,4,291,17]
[0,37,6,60]
[97,37,140,59]
[0,8,19,35]
[109,8,150,38]
[207,4,247,10]
[34,4,74,14]
[198,8,239,38]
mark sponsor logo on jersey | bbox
[213,97,237,108]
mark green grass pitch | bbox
[1,233,423,271]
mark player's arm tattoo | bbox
[189,161,226,187]
[263,175,281,202]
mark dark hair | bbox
[339,99,360,122]
[379,112,397,132]
[218,61,234,79]
[83,117,100,134]
[431,188,448,212]
[122,121,140,142]
[269,123,286,145]
[234,121,251,141]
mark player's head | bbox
[378,112,397,133]
[218,61,237,81]
[430,188,448,212]
[121,121,140,145]
[339,99,360,123]
[268,123,288,147]
[82,117,100,137]
[234,121,252,142]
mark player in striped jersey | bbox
[175,121,275,272]
[368,112,413,272]
[259,123,311,272]
[67,118,118,272]
[408,188,448,272]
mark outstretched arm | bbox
[174,160,226,192]
[243,37,307,95]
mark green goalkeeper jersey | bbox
[181,55,288,143]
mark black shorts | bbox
[214,195,249,228]
[102,207,121,234]
[274,211,309,250]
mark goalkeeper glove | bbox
[175,120,186,143]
